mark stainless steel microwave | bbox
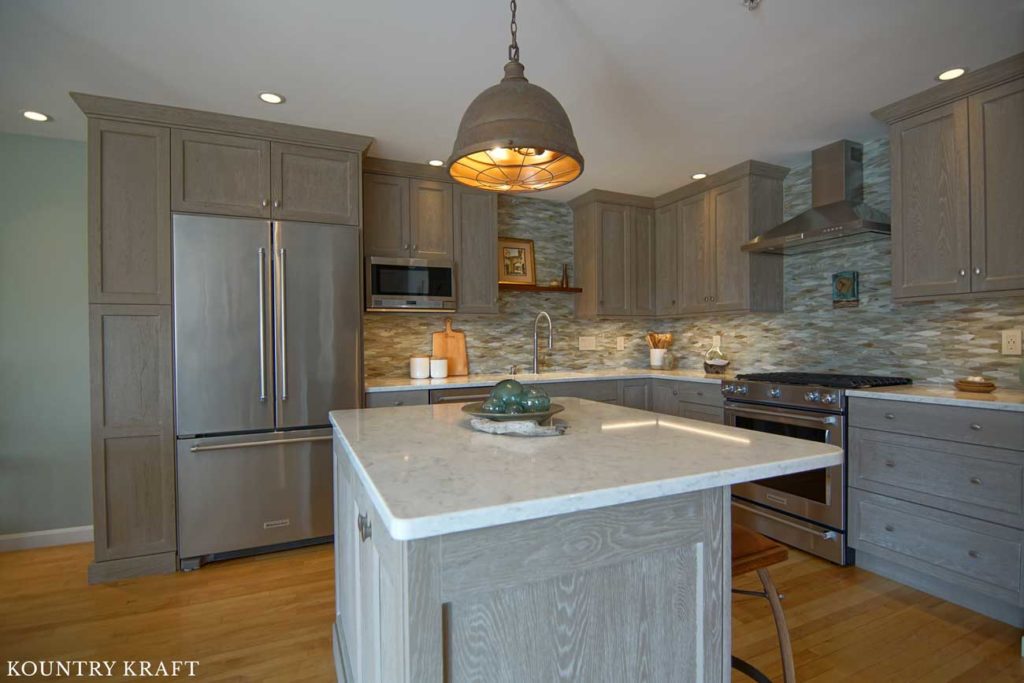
[365,257,456,311]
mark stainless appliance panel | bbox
[173,215,274,436]
[176,428,333,559]
[274,221,362,428]
[732,500,847,565]
[725,400,845,531]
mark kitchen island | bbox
[330,398,842,682]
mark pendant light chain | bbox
[508,0,520,62]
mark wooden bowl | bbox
[954,377,997,393]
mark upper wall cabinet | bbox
[874,53,1024,301]
[89,119,171,305]
[363,172,454,260]
[171,131,358,225]
[454,187,499,314]
[571,162,785,319]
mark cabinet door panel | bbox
[969,78,1024,293]
[632,207,656,316]
[89,119,170,304]
[363,174,410,257]
[598,204,631,315]
[678,402,724,424]
[90,305,175,561]
[171,129,270,218]
[455,188,499,313]
[678,194,710,313]
[271,143,359,225]
[709,178,749,312]
[410,179,454,259]
[655,203,680,315]
[891,101,971,298]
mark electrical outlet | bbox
[616,336,626,351]
[1002,329,1022,356]
[578,335,597,351]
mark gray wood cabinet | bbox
[454,187,499,313]
[364,390,430,408]
[969,77,1024,293]
[651,379,724,424]
[171,129,271,218]
[678,193,712,313]
[363,173,455,260]
[271,142,359,225]
[708,178,749,312]
[848,396,1024,627]
[597,203,632,316]
[876,56,1024,301]
[654,203,679,315]
[620,379,650,410]
[89,119,171,305]
[632,207,656,316]
[75,93,372,582]
[88,305,176,573]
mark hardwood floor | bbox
[1,542,1020,681]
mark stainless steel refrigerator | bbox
[172,214,361,568]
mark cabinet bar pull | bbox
[884,413,895,420]
[969,476,982,485]
[278,246,288,401]
[969,423,982,431]
[190,435,331,453]
[884,524,895,532]
[258,248,267,402]
[968,550,980,559]
[357,513,372,542]
[884,460,895,468]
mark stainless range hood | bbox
[742,140,890,255]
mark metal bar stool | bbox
[731,524,796,683]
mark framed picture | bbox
[832,270,860,308]
[497,237,537,285]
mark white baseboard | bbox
[0,525,94,552]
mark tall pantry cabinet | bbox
[73,93,372,582]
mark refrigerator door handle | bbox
[278,245,288,401]
[258,247,268,402]
[189,435,331,453]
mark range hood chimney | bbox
[742,140,890,255]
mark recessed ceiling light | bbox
[258,92,285,104]
[23,110,51,122]
[691,172,707,180]
[428,159,445,167]
[936,67,966,81]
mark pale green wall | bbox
[0,132,90,534]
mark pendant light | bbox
[447,0,584,193]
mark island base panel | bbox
[334,442,732,682]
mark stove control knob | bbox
[724,384,736,393]
[804,391,820,402]
[738,385,749,395]
[769,387,782,399]
[821,393,837,405]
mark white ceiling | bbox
[2,0,1022,200]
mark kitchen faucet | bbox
[533,311,553,374]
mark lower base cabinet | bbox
[651,379,724,423]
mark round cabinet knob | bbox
[974,267,982,276]
[769,388,782,398]
[804,391,820,402]
[969,423,982,431]
[394,400,404,406]
[958,269,967,277]
[884,524,895,532]
[672,389,678,396]
[969,476,982,485]
[273,200,281,208]
[884,413,895,420]
[968,550,980,559]
[411,244,418,252]
[261,198,269,208]
[884,460,895,468]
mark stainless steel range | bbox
[722,372,912,565]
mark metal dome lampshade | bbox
[447,1,583,193]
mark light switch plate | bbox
[578,336,597,351]
[616,336,626,351]
[1002,329,1022,355]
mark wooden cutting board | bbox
[431,318,468,376]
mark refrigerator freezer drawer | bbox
[176,429,333,559]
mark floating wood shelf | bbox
[498,283,583,293]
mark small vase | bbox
[703,335,731,375]
[560,264,570,288]
[650,348,667,369]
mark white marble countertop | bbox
[847,384,1024,412]
[364,368,728,392]
[330,398,842,541]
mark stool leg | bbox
[756,568,796,683]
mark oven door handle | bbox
[724,402,838,426]
[733,500,839,541]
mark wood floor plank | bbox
[1,542,1021,681]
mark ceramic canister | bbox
[650,348,667,369]
[409,356,430,379]
[430,357,449,379]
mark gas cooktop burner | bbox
[735,372,913,390]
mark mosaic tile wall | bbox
[364,138,1024,388]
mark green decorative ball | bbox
[520,385,551,412]
[489,380,525,411]
[506,403,524,414]
[481,398,505,414]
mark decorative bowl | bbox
[461,401,565,423]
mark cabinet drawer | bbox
[430,387,493,405]
[850,428,1024,527]
[653,379,722,407]
[363,390,429,408]
[849,397,1024,451]
[539,380,620,403]
[678,402,724,424]
[850,489,1023,600]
